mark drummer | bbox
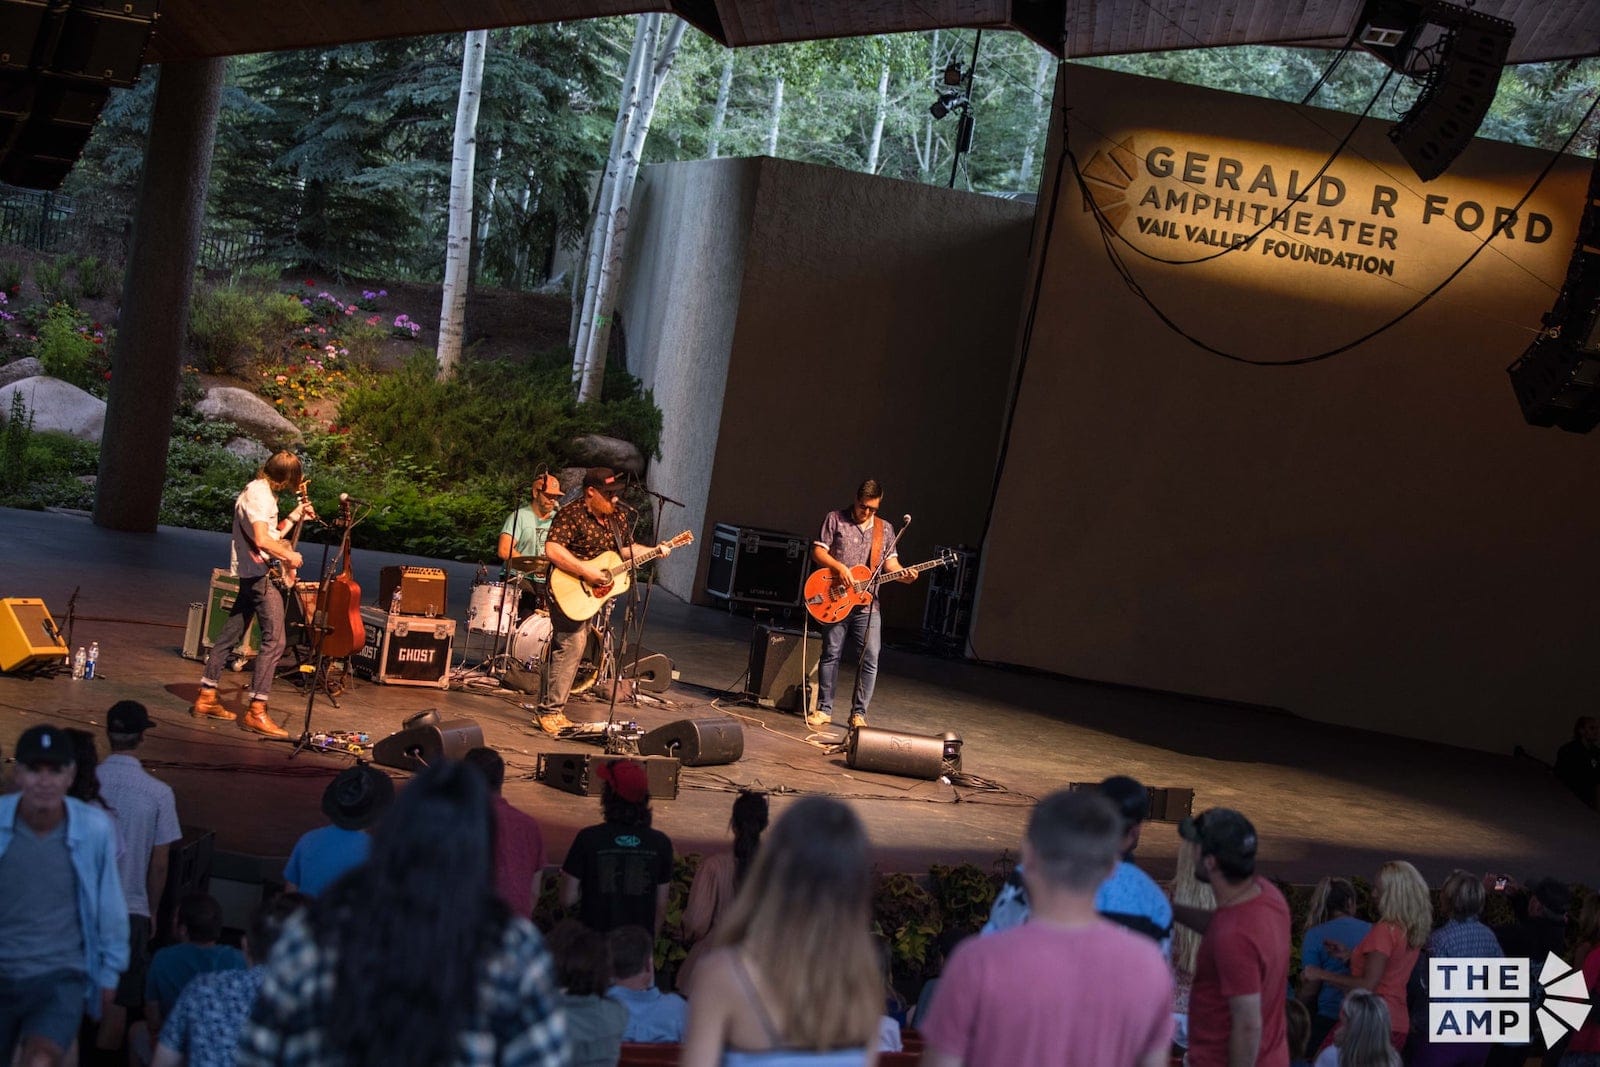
[496,472,563,609]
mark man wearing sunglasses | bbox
[497,472,564,612]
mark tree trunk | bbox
[765,74,784,156]
[918,29,941,180]
[576,16,687,404]
[1018,50,1052,186]
[436,29,488,382]
[93,58,226,532]
[866,62,890,174]
[471,142,503,285]
[708,50,734,159]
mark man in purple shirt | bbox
[809,478,917,730]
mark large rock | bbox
[0,357,44,390]
[223,436,271,468]
[195,386,302,450]
[0,376,106,442]
[568,434,644,476]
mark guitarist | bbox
[534,467,672,736]
[191,452,314,738]
[809,479,916,731]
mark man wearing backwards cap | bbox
[560,759,675,934]
[1173,807,1291,1067]
[535,467,672,736]
[283,763,395,897]
[0,725,129,1066]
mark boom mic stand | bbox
[621,480,681,697]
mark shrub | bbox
[0,258,22,296]
[33,257,77,307]
[0,421,99,512]
[37,303,109,393]
[189,285,311,374]
[0,392,34,493]
[159,414,256,531]
[74,255,120,300]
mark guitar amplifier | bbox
[746,624,819,712]
[535,752,680,799]
[378,566,447,617]
[351,606,453,688]
[202,569,260,656]
[0,597,70,673]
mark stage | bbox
[2,507,1594,896]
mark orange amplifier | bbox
[0,597,70,673]
[378,566,447,617]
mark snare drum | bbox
[467,581,516,635]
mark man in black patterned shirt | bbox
[535,468,671,735]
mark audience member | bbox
[1410,870,1503,1067]
[1485,875,1572,1067]
[1172,807,1291,1067]
[1303,860,1430,1054]
[462,747,547,917]
[0,725,129,1067]
[1311,989,1400,1067]
[142,894,247,1039]
[1171,835,1217,1050]
[150,892,308,1067]
[982,775,1173,953]
[65,727,125,861]
[95,700,182,1057]
[909,928,972,1032]
[922,789,1174,1067]
[1560,931,1600,1066]
[678,789,768,994]
[283,763,393,896]
[1555,716,1600,810]
[237,760,568,1065]
[1572,892,1600,966]
[547,920,627,1067]
[680,795,882,1066]
[605,925,686,1044]
[1286,998,1312,1067]
[1299,876,1371,1053]
[874,935,908,1046]
[561,759,675,934]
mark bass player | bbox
[191,451,313,738]
[809,478,916,731]
[534,467,672,736]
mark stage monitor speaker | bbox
[746,624,819,712]
[846,726,962,781]
[1388,8,1513,182]
[637,716,743,766]
[535,752,680,799]
[0,596,69,672]
[371,717,483,772]
[620,647,674,694]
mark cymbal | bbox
[508,555,548,573]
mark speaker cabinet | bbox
[371,718,483,772]
[846,726,962,781]
[378,566,447,617]
[1388,9,1513,181]
[0,596,69,672]
[746,624,819,712]
[535,752,680,799]
[638,716,743,766]
[620,647,674,694]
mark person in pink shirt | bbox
[922,789,1174,1067]
[1172,807,1292,1067]
[463,747,547,917]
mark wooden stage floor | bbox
[2,508,1594,892]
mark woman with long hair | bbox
[1303,861,1431,1053]
[678,790,770,994]
[237,760,568,1066]
[1299,876,1371,1053]
[1311,989,1401,1067]
[681,796,881,1066]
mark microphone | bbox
[339,492,371,506]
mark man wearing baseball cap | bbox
[560,759,675,933]
[0,725,129,1066]
[1174,807,1291,1067]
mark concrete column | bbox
[93,58,225,531]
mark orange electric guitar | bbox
[803,549,958,624]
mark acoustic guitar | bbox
[548,531,695,621]
[266,480,311,594]
[803,549,958,624]
[318,496,365,658]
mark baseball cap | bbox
[16,724,75,766]
[321,764,395,831]
[596,758,649,804]
[582,467,626,496]
[1178,807,1258,869]
[1097,775,1150,831]
[107,700,156,734]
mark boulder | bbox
[0,376,106,442]
[195,386,302,450]
[223,436,271,468]
[568,434,644,476]
[0,357,45,390]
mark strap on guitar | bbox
[868,517,883,571]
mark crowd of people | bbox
[3,702,1596,1067]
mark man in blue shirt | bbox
[605,925,686,1043]
[283,764,393,896]
[0,725,129,1065]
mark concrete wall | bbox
[621,156,1034,629]
[971,64,1598,756]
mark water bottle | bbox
[86,641,99,679]
[72,646,86,679]
[389,588,402,616]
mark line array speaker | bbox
[637,716,743,766]
[1388,5,1514,182]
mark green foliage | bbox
[0,259,23,295]
[0,423,99,512]
[0,392,34,493]
[928,862,1002,937]
[74,255,120,300]
[158,414,257,532]
[36,303,110,393]
[189,285,312,374]
[33,258,77,307]
[872,871,941,979]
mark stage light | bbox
[942,61,965,86]
[1355,0,1427,71]
[930,91,963,120]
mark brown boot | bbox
[241,700,289,739]
[190,687,237,721]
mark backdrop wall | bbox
[972,63,1597,757]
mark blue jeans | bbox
[817,607,881,718]
[202,575,287,701]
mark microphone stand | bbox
[623,482,680,693]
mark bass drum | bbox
[508,613,600,694]
[467,582,516,635]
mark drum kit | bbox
[464,554,603,694]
